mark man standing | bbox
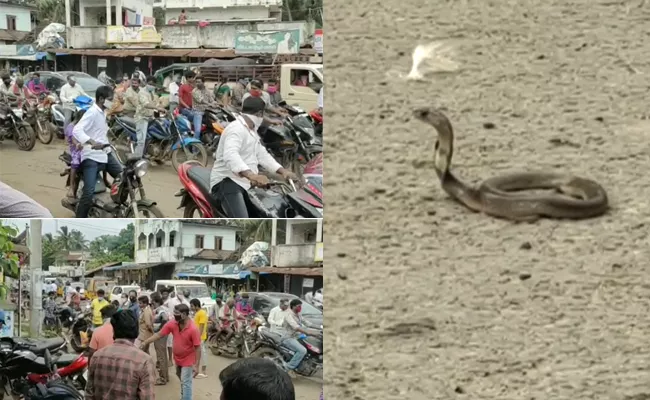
[90,289,109,328]
[191,76,217,132]
[87,304,117,362]
[136,296,154,352]
[178,71,202,141]
[163,290,179,364]
[85,310,155,400]
[268,299,289,331]
[168,74,181,112]
[139,304,201,400]
[278,299,320,377]
[126,290,141,319]
[72,85,123,218]
[151,292,169,385]
[190,299,208,378]
[209,96,297,217]
[60,76,87,128]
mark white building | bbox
[157,0,282,23]
[68,0,154,27]
[134,219,240,274]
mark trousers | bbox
[75,153,123,218]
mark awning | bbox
[249,267,323,277]
[0,52,47,61]
[52,48,238,58]
[104,262,169,271]
[176,271,252,280]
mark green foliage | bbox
[86,223,134,269]
[0,222,20,281]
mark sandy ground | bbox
[325,0,650,399]
[0,138,196,217]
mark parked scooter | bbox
[59,144,165,218]
[250,327,323,377]
[175,157,323,218]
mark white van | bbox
[154,280,215,310]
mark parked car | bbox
[23,71,106,99]
[109,285,141,304]
[153,279,216,311]
[246,292,323,330]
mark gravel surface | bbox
[325,1,650,399]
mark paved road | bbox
[152,350,322,400]
[0,138,204,217]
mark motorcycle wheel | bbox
[36,120,54,144]
[14,122,36,151]
[171,143,208,172]
[125,204,165,218]
[182,199,203,218]
[251,347,284,367]
[208,335,222,356]
[69,333,86,353]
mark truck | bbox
[154,61,323,111]
[154,279,215,312]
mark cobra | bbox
[413,107,609,222]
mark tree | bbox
[238,220,285,243]
[85,223,135,269]
[0,222,20,288]
[55,226,87,251]
[42,233,59,270]
[35,0,66,24]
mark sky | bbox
[1,219,131,240]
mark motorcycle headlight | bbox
[134,160,149,177]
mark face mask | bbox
[97,297,103,301]
[241,299,248,304]
[249,89,261,97]
[103,99,113,109]
[129,297,136,303]
[197,83,205,90]
[267,86,277,94]
[147,85,155,92]
[174,314,182,322]
[33,79,40,84]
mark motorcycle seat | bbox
[117,116,136,129]
[53,353,78,367]
[20,337,66,355]
[260,329,283,344]
[187,165,221,211]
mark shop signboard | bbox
[234,29,300,54]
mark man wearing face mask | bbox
[133,75,164,158]
[90,289,110,328]
[72,86,123,218]
[242,79,286,121]
[278,299,321,378]
[266,78,283,107]
[139,304,201,400]
[126,290,141,319]
[209,96,298,218]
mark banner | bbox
[106,26,161,44]
[234,29,300,54]
[314,29,323,53]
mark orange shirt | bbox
[89,322,114,351]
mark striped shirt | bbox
[85,339,155,400]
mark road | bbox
[152,350,322,400]
[0,138,202,217]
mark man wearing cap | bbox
[209,96,298,218]
[60,75,88,129]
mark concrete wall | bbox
[67,26,108,48]
[164,0,281,9]
[0,5,33,32]
[271,243,319,267]
[164,6,270,22]
[180,224,237,255]
[159,20,310,49]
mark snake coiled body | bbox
[414,107,609,221]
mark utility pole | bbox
[29,220,43,338]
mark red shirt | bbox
[160,319,200,367]
[178,84,193,109]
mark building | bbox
[158,0,282,23]
[250,219,323,296]
[106,219,240,288]
[72,0,154,28]
[0,0,37,42]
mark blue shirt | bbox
[128,302,141,319]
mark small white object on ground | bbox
[406,41,460,81]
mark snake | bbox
[413,107,609,221]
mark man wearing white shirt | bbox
[209,97,297,217]
[168,74,181,112]
[72,86,123,218]
[268,299,289,332]
[59,76,88,129]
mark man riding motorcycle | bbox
[209,96,298,218]
[278,299,321,377]
[72,85,123,218]
[60,75,88,129]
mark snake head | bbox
[413,107,432,121]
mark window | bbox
[6,16,16,31]
[112,287,121,295]
[214,236,223,250]
[195,235,204,248]
[290,69,323,93]
[169,231,176,247]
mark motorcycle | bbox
[50,95,93,141]
[200,105,236,152]
[0,338,67,358]
[208,315,264,358]
[175,157,323,218]
[250,327,323,377]
[67,305,93,353]
[109,110,207,172]
[0,101,36,151]
[262,115,322,175]
[25,380,84,400]
[59,144,165,218]
[32,94,60,144]
[0,347,85,400]
[308,109,323,138]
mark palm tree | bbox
[240,220,276,242]
[35,0,67,24]
[55,226,87,251]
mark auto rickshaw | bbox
[85,278,116,300]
